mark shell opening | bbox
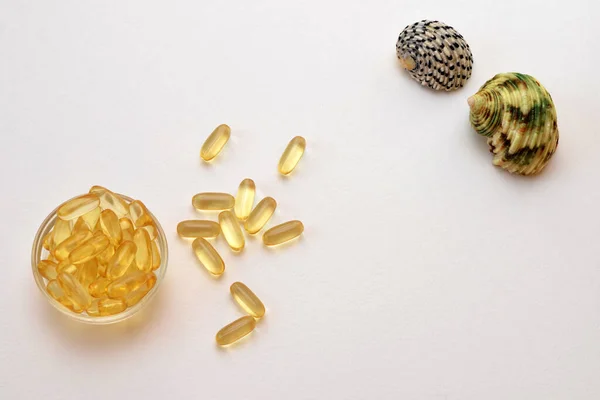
[399,55,416,71]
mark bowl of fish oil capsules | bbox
[31,187,168,325]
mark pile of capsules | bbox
[179,124,305,346]
[38,186,161,316]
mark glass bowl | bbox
[31,194,168,325]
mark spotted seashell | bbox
[468,73,559,175]
[396,20,473,91]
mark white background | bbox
[1,1,599,399]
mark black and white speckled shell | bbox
[396,20,473,91]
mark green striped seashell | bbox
[468,73,559,175]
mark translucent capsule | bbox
[200,124,231,161]
[89,186,129,217]
[219,210,245,251]
[263,220,304,246]
[54,229,93,261]
[72,217,90,234]
[42,231,53,251]
[124,277,157,307]
[77,258,98,288]
[278,136,306,175]
[38,259,58,280]
[52,218,72,248]
[192,237,225,276]
[119,217,135,242]
[107,271,155,299]
[151,241,161,270]
[215,316,257,346]
[107,241,137,280]
[192,193,235,211]
[129,200,154,227]
[57,194,100,220]
[133,229,152,272]
[99,209,122,244]
[244,197,277,234]
[47,280,82,313]
[234,179,255,221]
[97,298,127,316]
[57,259,78,275]
[81,206,101,230]
[141,224,158,241]
[57,272,92,310]
[230,282,266,318]
[177,220,220,239]
[96,243,115,269]
[87,299,101,316]
[88,277,110,298]
[68,233,110,264]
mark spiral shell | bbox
[468,73,559,175]
[396,20,473,91]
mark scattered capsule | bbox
[88,277,110,298]
[68,233,110,264]
[133,229,152,272]
[119,217,135,241]
[124,277,157,307]
[100,209,122,244]
[89,186,129,217]
[192,192,235,211]
[81,206,101,230]
[219,210,245,251]
[192,237,225,276]
[230,282,266,318]
[278,136,306,175]
[234,179,256,221]
[106,241,137,280]
[215,316,257,346]
[38,260,58,280]
[263,220,304,246]
[107,271,155,299]
[129,200,154,227]
[77,258,98,288]
[244,197,277,234]
[54,229,93,261]
[151,241,161,270]
[57,272,92,310]
[141,223,158,240]
[177,220,220,239]
[97,298,127,316]
[200,124,231,161]
[57,194,100,220]
[47,280,82,313]
[57,259,78,275]
[52,218,72,247]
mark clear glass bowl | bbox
[31,194,168,325]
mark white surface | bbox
[0,1,598,399]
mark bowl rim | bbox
[31,193,168,325]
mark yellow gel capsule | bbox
[47,280,82,313]
[216,316,256,346]
[81,206,101,230]
[57,259,78,275]
[278,136,306,175]
[89,277,110,298]
[133,229,152,272]
[124,277,157,307]
[192,237,225,276]
[58,272,92,310]
[230,282,266,318]
[263,220,304,246]
[58,194,100,220]
[119,217,135,241]
[87,299,101,316]
[72,217,90,234]
[177,220,220,239]
[77,258,98,288]
[201,124,231,161]
[107,271,155,298]
[89,186,129,217]
[151,241,161,270]
[234,179,256,221]
[129,200,154,227]
[42,231,53,251]
[52,218,72,247]
[96,243,115,269]
[107,241,137,280]
[219,210,245,251]
[54,230,93,261]
[100,209,122,244]
[141,223,158,241]
[68,233,110,264]
[192,192,235,211]
[38,259,58,280]
[98,298,127,316]
[244,197,277,234]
